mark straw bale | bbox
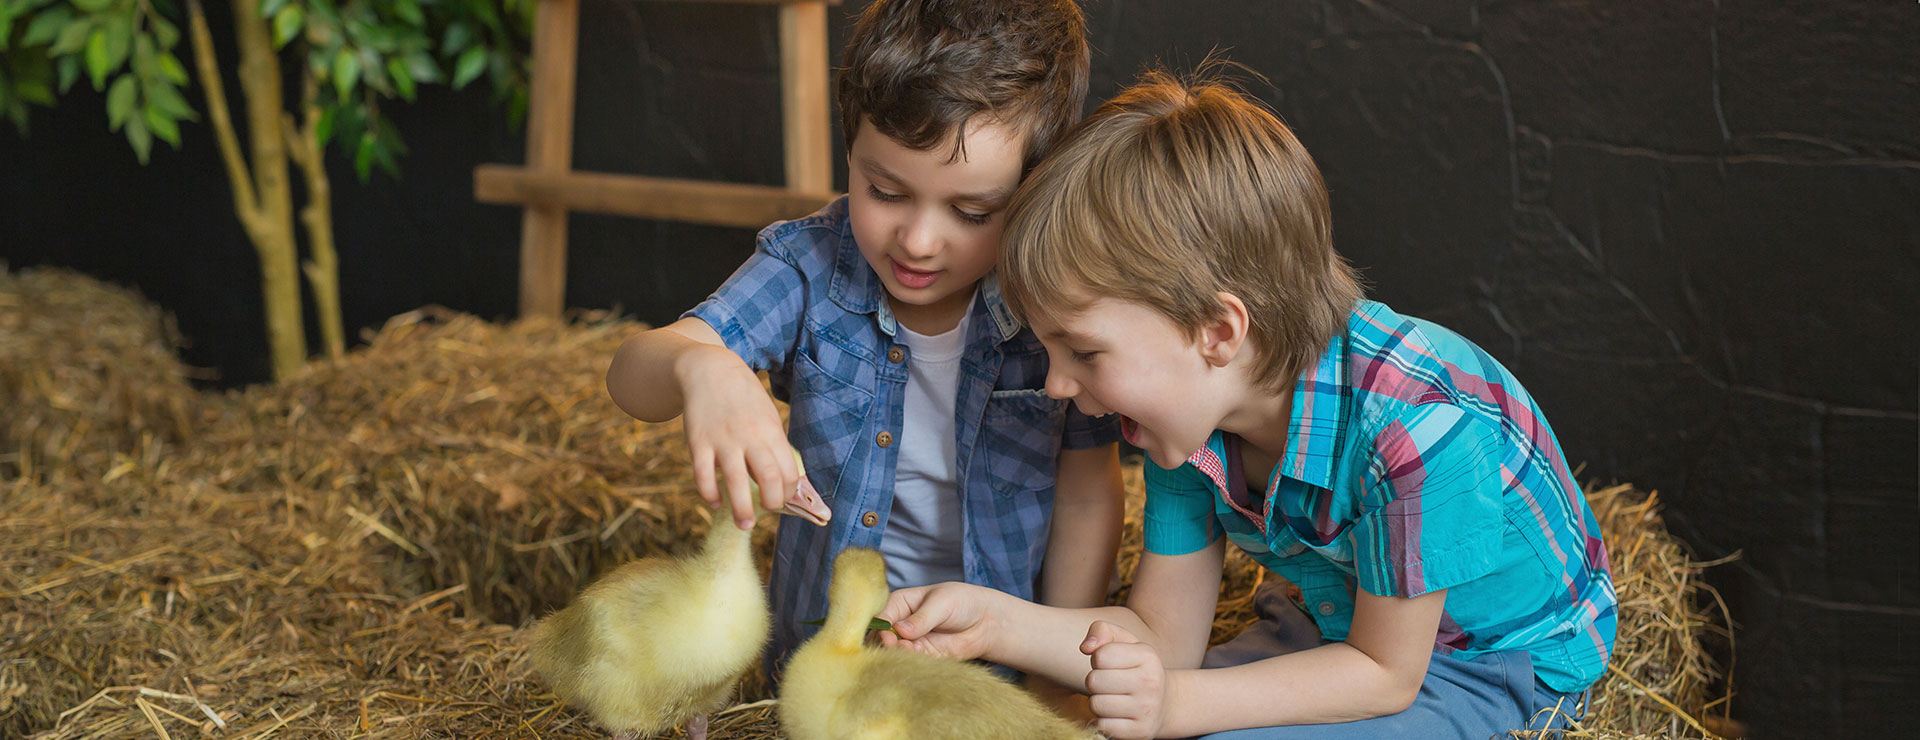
[0,269,1736,739]
[0,266,199,482]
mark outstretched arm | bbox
[1140,588,1447,737]
[1028,443,1126,719]
[605,317,802,530]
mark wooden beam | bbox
[477,166,837,230]
[779,1,834,193]
[518,0,581,319]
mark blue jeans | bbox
[1186,582,1584,740]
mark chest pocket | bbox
[787,339,874,502]
[979,388,1067,497]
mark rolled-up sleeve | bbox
[1353,403,1505,598]
[682,234,808,374]
[1142,460,1221,556]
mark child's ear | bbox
[1198,292,1252,368]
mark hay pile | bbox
[1,267,1735,739]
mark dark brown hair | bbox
[837,0,1090,170]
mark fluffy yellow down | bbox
[780,548,1099,740]
[529,519,768,736]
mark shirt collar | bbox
[1185,313,1353,492]
[828,217,1021,343]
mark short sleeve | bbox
[1060,407,1122,450]
[682,232,808,373]
[1353,403,1506,598]
[1142,459,1221,556]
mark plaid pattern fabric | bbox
[685,197,1119,682]
[1142,300,1617,693]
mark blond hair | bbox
[1000,67,1363,390]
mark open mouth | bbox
[1119,415,1140,446]
[890,259,941,290]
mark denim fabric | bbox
[684,196,1119,681]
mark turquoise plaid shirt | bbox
[1143,301,1617,692]
[686,196,1119,682]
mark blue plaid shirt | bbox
[685,196,1119,681]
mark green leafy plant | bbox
[0,0,530,380]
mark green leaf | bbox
[49,20,86,54]
[394,0,422,27]
[22,8,73,47]
[450,45,483,89]
[386,57,413,100]
[0,7,17,51]
[145,78,194,120]
[56,54,78,92]
[125,113,151,163]
[157,52,187,84]
[799,617,897,633]
[152,16,177,48]
[313,104,334,146]
[507,86,527,130]
[403,50,438,84]
[130,33,153,79]
[70,0,113,13]
[83,28,107,89]
[271,5,302,48]
[100,12,130,70]
[13,74,53,105]
[258,0,291,20]
[144,104,179,146]
[105,73,135,129]
[353,129,374,180]
[330,46,357,99]
[440,22,472,55]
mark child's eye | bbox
[867,185,904,202]
[953,207,992,226]
[1070,350,1097,363]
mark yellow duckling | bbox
[531,454,830,740]
[780,548,1099,740]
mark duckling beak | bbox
[781,475,832,526]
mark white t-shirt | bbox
[878,308,971,589]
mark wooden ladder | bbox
[476,0,841,318]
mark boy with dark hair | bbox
[880,69,1617,739]
[606,0,1123,683]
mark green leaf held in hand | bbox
[800,616,897,634]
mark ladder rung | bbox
[476,165,838,230]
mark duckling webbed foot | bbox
[687,712,710,740]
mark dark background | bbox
[2,1,1914,736]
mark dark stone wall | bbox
[2,1,1914,735]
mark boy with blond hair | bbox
[605,0,1124,683]
[879,69,1618,739]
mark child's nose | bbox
[1044,369,1079,401]
[898,214,940,259]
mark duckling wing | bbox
[837,651,1097,740]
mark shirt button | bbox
[1317,601,1337,617]
[876,431,893,447]
[861,511,879,527]
[887,346,905,363]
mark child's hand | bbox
[875,582,999,661]
[1081,620,1171,740]
[677,344,812,529]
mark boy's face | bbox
[1031,297,1228,470]
[847,117,1026,334]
